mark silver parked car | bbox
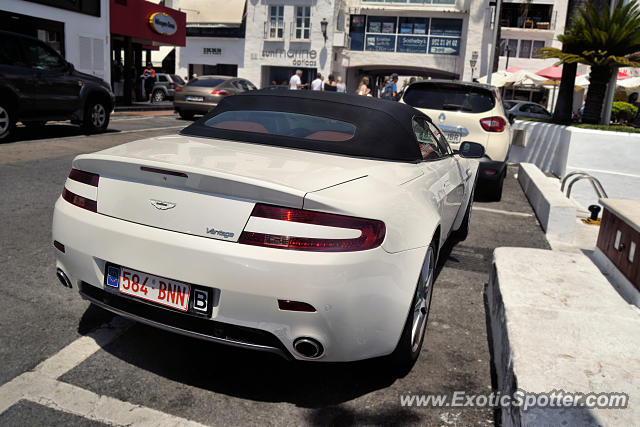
[173,76,257,120]
[151,73,185,102]
[504,100,552,121]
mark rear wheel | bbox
[489,169,506,202]
[82,98,110,133]
[0,102,16,142]
[391,242,436,374]
[178,110,195,120]
[153,89,166,102]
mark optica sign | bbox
[149,12,177,36]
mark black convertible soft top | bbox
[181,90,428,162]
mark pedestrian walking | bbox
[289,69,308,90]
[311,74,324,91]
[324,74,337,92]
[381,73,399,101]
[356,77,371,96]
[336,76,346,93]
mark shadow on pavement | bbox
[79,317,401,408]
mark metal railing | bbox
[561,171,608,200]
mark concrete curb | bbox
[488,247,640,426]
[517,163,576,242]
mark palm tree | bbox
[539,0,640,124]
[550,0,585,124]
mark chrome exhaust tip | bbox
[56,268,72,288]
[293,337,324,359]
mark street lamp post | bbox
[469,51,478,81]
[320,18,328,43]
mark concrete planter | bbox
[509,121,640,209]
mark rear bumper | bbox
[52,197,426,362]
[173,100,218,114]
[478,157,506,181]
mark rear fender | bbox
[303,176,442,254]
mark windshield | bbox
[403,83,495,113]
[204,110,356,142]
[171,74,185,85]
[188,78,226,87]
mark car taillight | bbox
[211,89,231,96]
[62,168,99,212]
[480,116,506,132]
[176,86,183,92]
[238,204,385,252]
[169,82,175,89]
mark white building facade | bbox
[1,0,110,82]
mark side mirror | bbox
[66,61,75,72]
[459,141,485,159]
[508,114,515,125]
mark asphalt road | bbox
[0,113,549,426]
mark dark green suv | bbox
[0,30,115,142]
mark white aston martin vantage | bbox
[52,90,483,370]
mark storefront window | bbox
[295,6,311,40]
[358,16,462,55]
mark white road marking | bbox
[0,316,205,426]
[472,206,533,217]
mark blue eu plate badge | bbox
[106,266,120,288]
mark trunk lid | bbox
[73,135,420,242]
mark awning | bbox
[179,0,246,25]
[110,0,186,47]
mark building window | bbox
[500,39,546,58]
[294,6,311,40]
[352,15,461,55]
[362,0,456,4]
[267,5,284,39]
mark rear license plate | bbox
[445,132,461,144]
[186,96,204,102]
[111,267,190,311]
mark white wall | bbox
[242,0,342,87]
[510,121,640,209]
[2,0,111,82]
[176,37,246,78]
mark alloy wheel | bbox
[0,106,9,136]
[91,104,106,128]
[411,246,434,352]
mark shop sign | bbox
[149,12,178,36]
[428,37,460,55]
[261,49,318,67]
[365,35,396,52]
[203,48,222,55]
[397,36,427,54]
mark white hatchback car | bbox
[52,91,483,371]
[401,80,512,200]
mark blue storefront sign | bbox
[397,36,428,54]
[428,37,461,55]
[365,35,396,52]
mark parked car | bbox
[53,91,483,371]
[151,73,185,102]
[504,100,552,121]
[173,75,257,119]
[400,80,512,200]
[0,30,115,142]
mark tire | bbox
[178,110,195,120]
[153,89,166,102]
[453,188,474,242]
[82,98,110,133]
[0,102,16,143]
[390,242,436,374]
[489,169,506,202]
